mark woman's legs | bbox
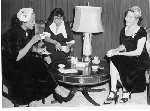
[110,61,130,103]
[104,61,122,104]
[108,61,124,97]
[110,61,120,92]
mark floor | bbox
[2,82,150,110]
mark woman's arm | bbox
[65,23,75,48]
[106,44,125,57]
[16,35,41,61]
[117,37,146,56]
[114,44,126,52]
[44,36,58,45]
[16,41,33,61]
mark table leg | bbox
[148,75,150,105]
[81,87,100,106]
[51,87,102,106]
[87,87,106,92]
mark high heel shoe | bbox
[53,92,74,104]
[53,92,63,104]
[104,91,119,104]
[119,91,131,103]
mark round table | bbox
[50,59,110,106]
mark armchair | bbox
[146,27,150,105]
[1,32,45,107]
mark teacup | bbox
[61,46,67,52]
[92,66,99,70]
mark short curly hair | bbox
[48,8,66,21]
[125,8,143,26]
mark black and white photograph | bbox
[1,0,150,110]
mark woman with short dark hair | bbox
[41,8,75,64]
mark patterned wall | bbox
[1,0,150,60]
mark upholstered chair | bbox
[146,27,150,105]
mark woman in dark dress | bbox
[5,8,71,107]
[104,6,149,104]
[41,8,75,64]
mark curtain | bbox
[2,0,150,60]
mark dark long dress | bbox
[110,27,149,93]
[41,21,74,61]
[4,25,58,105]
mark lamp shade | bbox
[72,6,104,33]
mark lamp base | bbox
[82,55,91,62]
[82,33,92,62]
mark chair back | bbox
[146,28,150,57]
[35,20,47,35]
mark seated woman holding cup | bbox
[5,8,73,107]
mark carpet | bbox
[2,82,150,110]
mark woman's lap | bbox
[109,55,148,92]
[41,42,70,61]
[11,56,58,104]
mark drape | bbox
[1,0,150,60]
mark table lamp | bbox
[72,6,104,61]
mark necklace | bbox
[125,26,140,37]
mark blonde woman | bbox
[104,6,149,104]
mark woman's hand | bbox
[55,42,61,51]
[106,49,115,57]
[106,50,113,57]
[112,51,120,56]
[44,36,50,42]
[38,41,44,48]
[30,35,41,45]
[64,46,70,53]
[106,49,119,57]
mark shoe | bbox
[119,91,131,103]
[104,91,119,104]
[53,92,63,104]
[53,92,74,103]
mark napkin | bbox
[58,68,78,73]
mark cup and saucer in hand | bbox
[39,32,51,40]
